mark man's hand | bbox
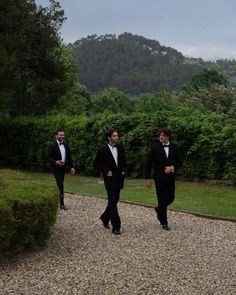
[56,160,64,166]
[107,170,112,176]
[70,168,75,175]
[165,166,174,174]
[146,179,152,188]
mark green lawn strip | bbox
[25,171,236,220]
[173,182,236,220]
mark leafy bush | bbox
[0,110,235,182]
[221,120,236,183]
[0,169,57,258]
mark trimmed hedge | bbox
[0,169,58,259]
[0,110,235,182]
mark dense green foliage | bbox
[184,68,229,90]
[178,69,236,117]
[90,87,134,114]
[73,33,202,93]
[0,109,235,182]
[73,33,236,94]
[53,45,91,116]
[0,169,58,258]
[204,59,236,88]
[88,69,236,118]
[0,0,77,116]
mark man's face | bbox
[159,132,169,144]
[56,131,65,142]
[108,132,119,145]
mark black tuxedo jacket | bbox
[93,144,126,190]
[48,141,74,173]
[145,142,182,184]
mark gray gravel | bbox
[0,194,235,295]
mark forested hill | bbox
[73,33,236,94]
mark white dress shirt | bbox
[108,144,118,166]
[163,142,170,158]
[57,140,66,163]
[162,142,174,172]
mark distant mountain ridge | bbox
[72,33,236,93]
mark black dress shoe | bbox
[112,229,121,235]
[103,223,110,229]
[162,224,170,231]
[60,205,67,210]
[100,217,109,228]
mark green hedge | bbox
[0,169,58,258]
[0,110,235,182]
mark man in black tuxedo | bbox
[48,129,75,210]
[145,128,182,230]
[94,129,126,235]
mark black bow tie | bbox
[163,144,170,147]
[59,142,64,145]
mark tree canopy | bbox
[0,0,69,116]
[178,69,236,116]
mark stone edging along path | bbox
[72,191,236,223]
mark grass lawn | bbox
[26,171,236,220]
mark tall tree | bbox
[0,0,68,116]
[91,87,134,114]
[190,68,229,90]
[179,68,236,116]
[53,45,91,116]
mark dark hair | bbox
[159,128,171,138]
[105,128,117,141]
[55,128,64,135]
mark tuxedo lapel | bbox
[117,146,122,167]
[160,144,168,159]
[53,141,61,159]
[168,144,174,160]
[55,141,60,153]
[105,145,117,167]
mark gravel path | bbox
[0,194,235,295]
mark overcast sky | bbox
[36,0,236,60]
